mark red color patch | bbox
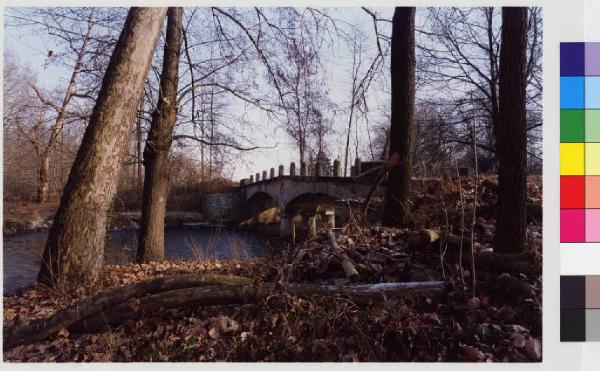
[561,176,585,209]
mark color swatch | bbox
[560,42,600,343]
[560,42,600,242]
[560,276,600,341]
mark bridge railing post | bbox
[262,170,267,181]
[256,172,260,182]
[249,175,254,183]
[270,168,275,179]
[300,162,307,176]
[315,161,322,177]
[290,162,296,176]
[355,157,362,175]
[278,165,284,177]
[333,159,340,177]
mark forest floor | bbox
[3,175,543,362]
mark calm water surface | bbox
[3,226,269,294]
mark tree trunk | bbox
[383,7,416,226]
[136,97,144,193]
[138,8,183,263]
[494,7,528,254]
[36,152,50,203]
[37,7,168,288]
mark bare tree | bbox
[494,7,528,253]
[208,8,334,165]
[341,8,388,175]
[138,8,183,263]
[275,11,330,164]
[5,8,123,202]
[418,7,542,166]
[3,52,45,199]
[38,7,168,288]
[383,7,416,226]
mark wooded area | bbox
[3,6,542,362]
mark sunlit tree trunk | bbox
[138,7,183,263]
[37,152,50,203]
[38,7,167,288]
[494,7,528,253]
[383,7,416,226]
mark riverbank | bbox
[3,201,57,235]
[3,201,208,235]
[3,225,274,294]
[3,176,543,361]
[3,223,542,362]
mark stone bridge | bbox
[238,159,384,236]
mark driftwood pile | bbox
[282,226,538,287]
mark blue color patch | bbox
[586,77,600,108]
[561,76,585,109]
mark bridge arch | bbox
[282,192,338,236]
[239,191,280,226]
[240,176,377,236]
[283,192,337,217]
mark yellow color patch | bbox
[586,143,600,175]
[561,143,585,175]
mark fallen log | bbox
[3,273,253,349]
[4,279,445,348]
[408,229,536,274]
[461,252,538,275]
[73,280,445,333]
[328,229,360,282]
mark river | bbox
[3,226,270,294]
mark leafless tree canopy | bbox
[4,7,542,204]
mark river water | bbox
[3,226,270,294]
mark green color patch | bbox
[586,110,600,142]
[561,110,585,142]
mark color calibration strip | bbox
[560,42,600,242]
[560,42,600,342]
